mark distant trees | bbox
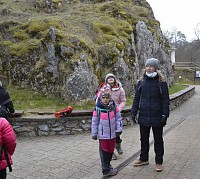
[163,27,187,47]
[194,23,200,41]
[163,27,200,64]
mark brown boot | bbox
[134,159,149,167]
[156,164,163,172]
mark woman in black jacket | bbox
[0,81,15,121]
[131,58,169,172]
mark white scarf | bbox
[146,72,157,78]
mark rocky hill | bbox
[0,0,174,102]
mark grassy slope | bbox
[7,83,187,112]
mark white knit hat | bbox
[145,58,159,69]
[105,73,116,82]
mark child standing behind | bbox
[91,85,122,177]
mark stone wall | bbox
[12,85,195,137]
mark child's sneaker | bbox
[116,143,123,155]
[112,153,117,160]
[134,159,149,167]
[103,168,118,177]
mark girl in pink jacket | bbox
[0,117,16,179]
[105,73,126,112]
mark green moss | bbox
[0,21,19,29]
[116,42,124,51]
[85,55,95,70]
[102,34,114,42]
[52,0,63,4]
[93,22,119,37]
[3,39,41,57]
[118,11,127,18]
[27,20,61,36]
[104,42,119,62]
[91,16,133,48]
[138,9,148,17]
[9,43,29,56]
[41,29,70,44]
[95,68,103,84]
[9,23,29,31]
[119,31,129,38]
[149,19,160,27]
[148,27,155,33]
[54,29,66,39]
[0,0,162,70]
[115,20,133,38]
[58,34,76,47]
[2,40,13,46]
[13,30,29,40]
[7,19,63,44]
[78,37,95,55]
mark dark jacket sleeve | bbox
[131,80,142,116]
[5,101,15,114]
[3,92,15,114]
[160,82,170,118]
[0,87,15,116]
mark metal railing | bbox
[174,62,200,68]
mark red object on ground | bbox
[55,106,73,118]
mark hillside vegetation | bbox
[7,83,187,112]
[0,0,159,59]
[0,0,173,105]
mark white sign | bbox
[196,71,200,78]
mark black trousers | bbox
[139,124,164,164]
[0,168,7,179]
[99,145,113,174]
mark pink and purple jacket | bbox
[91,105,122,139]
[0,117,16,170]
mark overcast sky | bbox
[147,0,200,42]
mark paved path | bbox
[8,85,200,179]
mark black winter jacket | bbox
[131,75,169,127]
[0,87,15,114]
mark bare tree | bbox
[194,23,200,41]
[163,27,187,47]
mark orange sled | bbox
[55,106,73,118]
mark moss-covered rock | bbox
[0,0,173,102]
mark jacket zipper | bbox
[108,112,111,138]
